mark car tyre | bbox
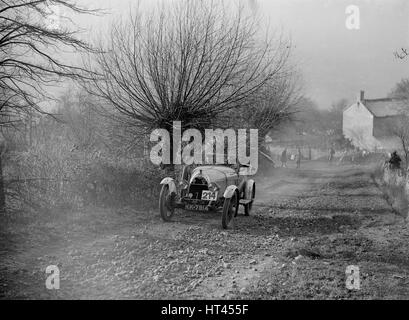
[159,184,175,222]
[222,191,238,229]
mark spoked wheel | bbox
[159,184,175,222]
[244,186,255,216]
[222,191,238,229]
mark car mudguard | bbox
[160,177,177,194]
[244,179,255,200]
[223,185,238,199]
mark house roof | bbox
[363,98,407,117]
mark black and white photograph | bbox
[0,0,409,304]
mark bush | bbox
[375,164,408,219]
[5,141,162,211]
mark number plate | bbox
[185,204,208,211]
[201,190,218,201]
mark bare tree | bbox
[391,117,409,168]
[0,0,98,211]
[83,0,293,166]
[225,72,301,150]
[388,79,409,167]
[344,127,371,151]
[394,47,409,60]
[0,0,99,125]
[389,78,409,100]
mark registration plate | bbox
[201,190,218,201]
[185,204,208,211]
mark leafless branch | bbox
[0,0,101,127]
[83,0,293,138]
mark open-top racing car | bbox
[159,164,256,229]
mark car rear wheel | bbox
[159,184,175,222]
[222,191,238,229]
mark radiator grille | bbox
[189,177,208,199]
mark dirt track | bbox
[1,161,409,299]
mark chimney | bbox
[359,90,364,102]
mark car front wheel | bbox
[159,184,175,222]
[222,191,238,229]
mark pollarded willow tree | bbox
[84,0,294,164]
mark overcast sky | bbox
[70,0,409,109]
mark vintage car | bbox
[159,164,256,229]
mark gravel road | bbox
[1,161,408,299]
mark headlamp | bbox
[179,180,189,190]
[208,182,219,192]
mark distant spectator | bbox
[281,148,288,168]
[351,149,357,163]
[338,149,348,165]
[296,147,302,169]
[328,147,335,163]
[388,151,402,170]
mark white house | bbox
[343,91,405,151]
